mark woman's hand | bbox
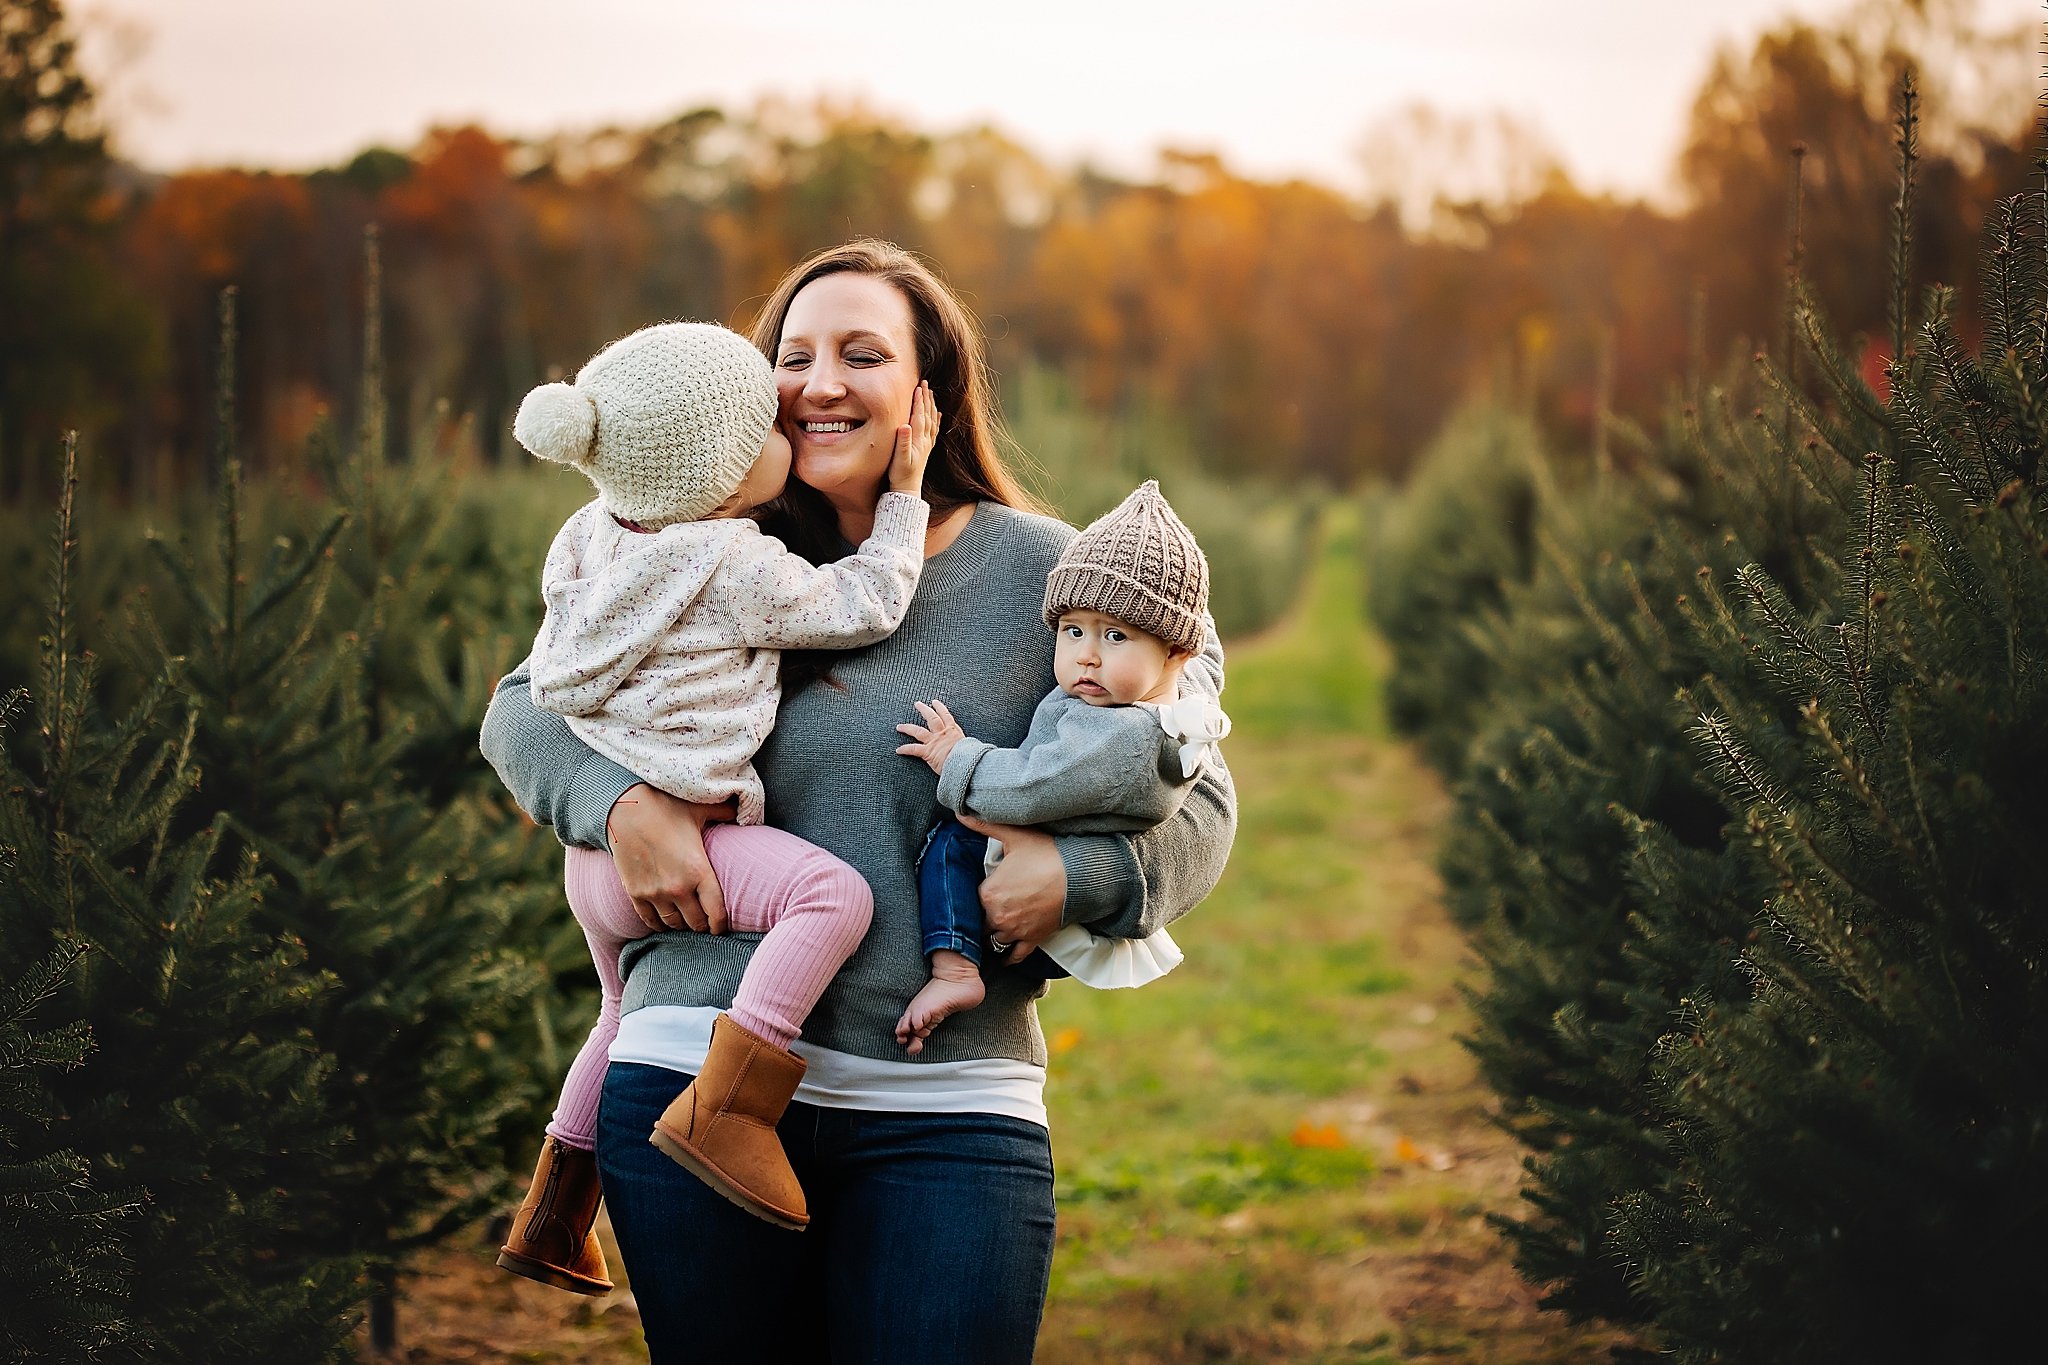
[606,784,736,933]
[956,813,1066,961]
[887,380,941,496]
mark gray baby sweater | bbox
[938,690,1201,833]
[479,501,1237,1066]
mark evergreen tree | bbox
[1378,74,2048,1358]
[1609,182,2048,1363]
[0,437,359,1362]
[1366,405,1545,772]
[1426,367,1841,1329]
[310,246,578,1185]
[139,274,540,1350]
[0,934,133,1361]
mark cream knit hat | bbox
[1043,480,1210,654]
[513,322,778,528]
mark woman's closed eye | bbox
[778,348,886,371]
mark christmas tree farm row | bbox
[0,277,568,1361]
[1369,83,2048,1362]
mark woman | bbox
[480,239,1236,1362]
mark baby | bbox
[496,322,939,1294]
[894,480,1230,1053]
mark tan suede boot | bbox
[495,1136,614,1295]
[649,1013,810,1230]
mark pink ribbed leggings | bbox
[546,824,873,1151]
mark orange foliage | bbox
[132,170,315,287]
[19,1,2036,495]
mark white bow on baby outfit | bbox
[1152,695,1233,779]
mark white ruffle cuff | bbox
[1036,922,1185,989]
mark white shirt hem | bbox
[609,1005,1049,1129]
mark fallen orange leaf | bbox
[1291,1121,1346,1149]
[1393,1135,1424,1163]
[1050,1027,1084,1055]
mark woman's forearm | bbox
[1056,753,1237,939]
[479,657,642,850]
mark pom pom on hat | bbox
[515,322,779,528]
[1043,479,1210,654]
[514,382,599,467]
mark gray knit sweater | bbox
[479,501,1238,1066]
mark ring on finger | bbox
[990,936,1012,954]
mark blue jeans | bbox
[918,819,1069,982]
[597,1061,1057,1364]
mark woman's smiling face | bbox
[774,273,922,507]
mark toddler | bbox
[894,480,1230,1053]
[495,322,939,1294]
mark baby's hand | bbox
[887,381,941,496]
[895,698,966,774]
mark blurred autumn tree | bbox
[1679,0,2032,372]
[1,0,2036,500]
[0,0,153,499]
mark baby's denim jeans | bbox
[917,818,1069,981]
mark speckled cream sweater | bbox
[528,491,928,825]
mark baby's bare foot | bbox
[895,952,986,1057]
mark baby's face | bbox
[1054,610,1183,707]
[727,426,794,514]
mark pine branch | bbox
[1690,710,1792,818]
[1538,528,1638,671]
[1672,557,1752,670]
[1979,195,2041,365]
[1733,564,1848,716]
[1781,142,1807,413]
[1893,724,1950,921]
[358,225,387,477]
[142,710,199,885]
[0,937,90,1040]
[140,530,227,631]
[1744,789,1885,928]
[1923,300,2013,483]
[37,432,81,789]
[1891,378,1995,505]
[1727,364,1797,500]
[100,712,201,859]
[1889,68,1919,386]
[1798,699,1908,860]
[242,511,348,627]
[1840,454,1890,742]
[1618,560,1675,660]
[1793,294,1890,438]
[1985,345,2047,488]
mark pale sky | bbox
[72,0,2041,203]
